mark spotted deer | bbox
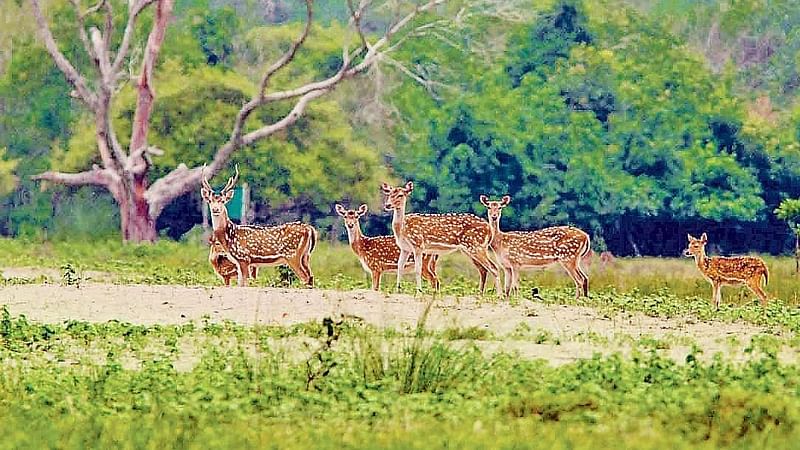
[684,233,769,308]
[335,204,440,290]
[479,195,590,298]
[208,236,257,286]
[201,165,317,287]
[381,181,501,294]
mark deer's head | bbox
[335,204,368,230]
[684,233,707,257]
[479,195,511,222]
[381,181,413,212]
[201,165,239,221]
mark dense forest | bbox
[1,0,800,256]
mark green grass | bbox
[0,309,799,449]
[1,238,798,298]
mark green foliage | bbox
[0,310,799,448]
[187,1,240,67]
[776,199,800,236]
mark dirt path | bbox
[0,283,793,364]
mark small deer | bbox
[381,181,501,294]
[208,236,257,286]
[201,165,317,287]
[335,204,440,290]
[479,195,591,298]
[684,233,769,308]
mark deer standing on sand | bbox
[479,195,591,298]
[335,204,440,290]
[381,181,501,294]
[201,166,317,287]
[208,236,257,286]
[684,233,769,308]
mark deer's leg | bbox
[511,265,522,296]
[422,255,439,291]
[712,282,721,309]
[575,258,589,297]
[396,250,411,291]
[560,260,584,299]
[301,250,314,287]
[413,250,425,292]
[224,275,232,287]
[249,266,258,280]
[371,270,381,291]
[286,257,310,287]
[237,261,250,287]
[468,248,501,295]
[747,276,768,306]
[501,265,512,297]
[469,256,489,294]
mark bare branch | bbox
[257,0,313,97]
[112,0,158,77]
[129,0,174,170]
[228,0,314,145]
[68,0,98,64]
[31,165,116,187]
[347,0,372,51]
[146,89,329,216]
[31,0,97,108]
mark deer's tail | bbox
[307,226,318,255]
[763,264,769,286]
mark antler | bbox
[221,164,239,194]
[201,164,213,192]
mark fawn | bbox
[335,204,440,290]
[684,233,769,308]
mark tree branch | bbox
[129,0,174,173]
[31,0,97,108]
[112,0,157,78]
[31,165,116,187]
[229,0,314,145]
[146,89,330,218]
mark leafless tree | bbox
[30,0,449,242]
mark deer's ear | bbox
[334,204,346,216]
[700,232,708,242]
[687,233,695,242]
[404,181,414,193]
[222,189,235,203]
[357,204,368,216]
[479,195,490,207]
[500,195,511,207]
[380,182,392,194]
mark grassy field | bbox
[1,237,799,299]
[2,238,800,448]
[1,308,799,449]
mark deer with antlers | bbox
[684,233,769,308]
[381,181,501,294]
[201,166,317,287]
[479,195,591,298]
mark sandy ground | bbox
[1,282,794,365]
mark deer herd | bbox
[201,168,772,308]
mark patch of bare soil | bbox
[0,284,794,365]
